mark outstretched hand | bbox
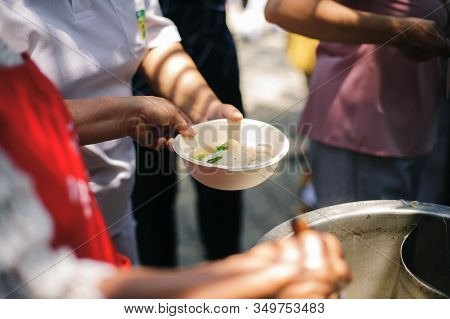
[393,17,450,61]
[128,96,195,150]
[247,230,351,299]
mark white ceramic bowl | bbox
[173,118,290,191]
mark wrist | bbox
[389,17,416,48]
[221,246,298,297]
[186,94,221,123]
[120,96,145,140]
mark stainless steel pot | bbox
[257,200,450,298]
[395,217,450,298]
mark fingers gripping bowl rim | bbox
[173,119,290,190]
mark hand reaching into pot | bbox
[100,229,351,299]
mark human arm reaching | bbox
[265,0,450,61]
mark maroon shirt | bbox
[299,0,447,157]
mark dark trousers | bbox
[132,5,244,266]
[418,101,450,205]
[309,140,427,208]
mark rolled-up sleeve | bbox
[146,0,181,48]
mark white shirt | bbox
[0,0,181,226]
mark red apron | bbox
[0,55,130,268]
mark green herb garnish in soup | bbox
[215,144,229,152]
[207,156,222,164]
[192,139,271,167]
[194,153,205,161]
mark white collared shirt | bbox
[0,0,181,226]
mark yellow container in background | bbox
[286,34,319,76]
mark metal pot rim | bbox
[258,200,450,244]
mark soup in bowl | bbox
[173,119,290,190]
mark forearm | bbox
[65,97,137,146]
[265,0,409,44]
[100,253,290,299]
[140,43,221,123]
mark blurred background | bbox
[176,1,312,266]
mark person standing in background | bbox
[132,0,245,266]
[418,2,450,205]
[0,0,242,264]
[265,0,450,207]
